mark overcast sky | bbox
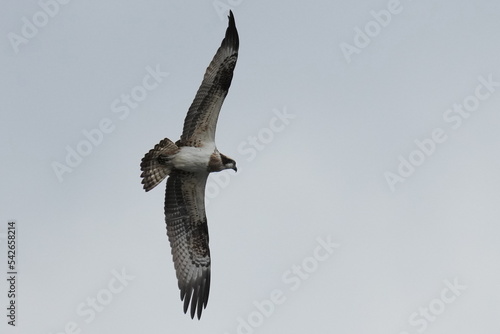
[1,0,500,333]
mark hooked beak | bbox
[233,166,238,172]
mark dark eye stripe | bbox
[220,154,234,165]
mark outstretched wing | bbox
[164,170,211,319]
[179,11,239,147]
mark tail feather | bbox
[141,138,179,191]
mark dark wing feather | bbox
[165,170,211,319]
[179,11,239,147]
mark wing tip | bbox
[180,273,211,320]
[224,10,239,50]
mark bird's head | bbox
[220,154,237,172]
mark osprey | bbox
[140,11,239,319]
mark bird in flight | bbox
[140,11,239,319]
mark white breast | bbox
[172,145,216,173]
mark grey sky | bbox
[1,0,500,333]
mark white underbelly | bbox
[172,146,214,172]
